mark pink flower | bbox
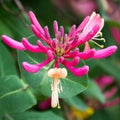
[38,98,51,110]
[53,0,97,17]
[1,11,117,108]
[1,11,117,76]
[111,27,120,45]
[68,0,97,17]
[95,76,120,108]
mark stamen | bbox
[93,38,106,42]
[96,32,103,37]
[48,68,67,108]
[91,40,104,48]
[91,32,105,48]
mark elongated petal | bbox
[64,48,79,58]
[29,11,45,35]
[67,65,89,76]
[103,98,120,108]
[77,49,95,60]
[83,12,104,35]
[22,38,44,52]
[44,26,51,39]
[111,27,120,45]
[22,62,43,73]
[104,87,118,99]
[62,62,89,76]
[80,24,100,44]
[22,58,52,73]
[22,50,54,73]
[31,24,47,41]
[73,16,90,36]
[37,40,51,53]
[60,56,80,66]
[68,25,76,38]
[95,76,114,90]
[92,46,117,59]
[53,20,58,37]
[2,35,26,50]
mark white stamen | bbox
[48,68,67,108]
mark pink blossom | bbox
[1,11,117,76]
[52,0,97,17]
[38,98,51,110]
[111,27,120,45]
[95,76,120,108]
[68,0,97,17]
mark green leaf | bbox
[83,80,105,103]
[0,43,18,76]
[4,111,64,120]
[17,50,88,98]
[64,96,88,111]
[0,75,36,114]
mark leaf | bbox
[83,80,105,103]
[17,50,88,98]
[0,43,18,76]
[64,96,88,111]
[4,111,64,120]
[0,75,36,114]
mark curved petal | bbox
[79,24,100,45]
[83,12,104,35]
[53,20,58,37]
[2,35,26,50]
[103,98,120,108]
[68,25,76,38]
[31,24,46,41]
[60,56,80,66]
[62,61,89,76]
[22,59,52,73]
[22,50,54,73]
[72,16,90,36]
[110,27,120,45]
[77,49,95,60]
[22,62,42,73]
[92,46,117,59]
[22,38,45,53]
[66,65,89,76]
[104,87,118,99]
[29,11,45,35]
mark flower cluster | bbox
[1,11,117,108]
[95,76,120,108]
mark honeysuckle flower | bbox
[95,76,120,108]
[1,11,117,108]
[111,27,120,45]
[53,0,97,17]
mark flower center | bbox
[56,47,65,57]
